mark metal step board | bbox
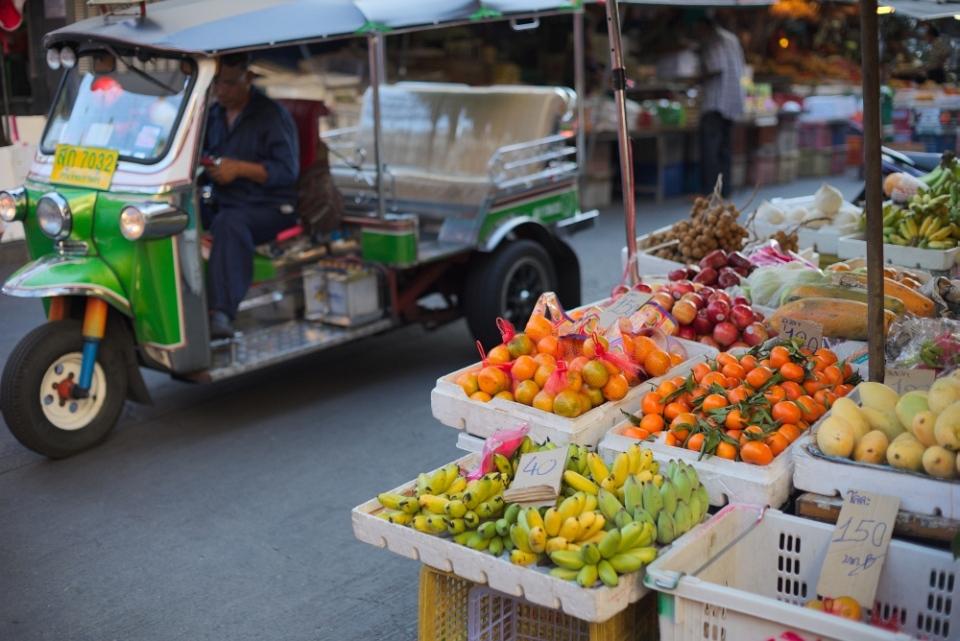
[206,317,395,381]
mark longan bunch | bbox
[771,230,799,253]
[643,197,748,263]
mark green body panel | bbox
[3,254,130,312]
[253,253,276,282]
[17,184,185,347]
[477,188,578,244]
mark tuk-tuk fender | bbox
[2,254,132,316]
[480,216,550,253]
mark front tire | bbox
[1,319,128,458]
[463,240,557,349]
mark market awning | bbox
[43,0,582,54]
[879,0,960,20]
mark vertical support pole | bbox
[574,10,586,197]
[77,298,108,394]
[48,296,66,321]
[368,33,385,220]
[603,0,638,285]
[860,0,885,383]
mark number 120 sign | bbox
[779,316,823,352]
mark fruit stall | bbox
[349,1,959,639]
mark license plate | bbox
[51,145,119,190]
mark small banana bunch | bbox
[560,443,663,498]
[885,195,960,249]
[628,459,710,547]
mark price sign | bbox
[779,316,823,353]
[817,489,900,607]
[501,448,568,506]
[884,368,936,394]
[598,290,652,330]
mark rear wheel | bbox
[0,319,128,458]
[463,240,557,349]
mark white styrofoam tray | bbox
[597,353,797,508]
[837,232,960,272]
[351,453,651,623]
[430,339,718,448]
[751,218,859,256]
[645,503,957,641]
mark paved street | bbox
[0,174,861,640]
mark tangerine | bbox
[469,390,493,402]
[740,440,774,466]
[640,392,665,416]
[656,380,679,398]
[456,371,480,397]
[568,355,591,373]
[582,359,611,389]
[716,441,739,460]
[486,344,512,364]
[701,393,729,412]
[553,390,584,418]
[644,349,673,377]
[536,334,561,357]
[622,425,651,440]
[507,333,536,358]
[583,386,605,408]
[601,374,630,401]
[494,390,515,402]
[533,363,555,389]
[525,315,554,342]
[764,432,789,456]
[477,366,508,395]
[514,379,540,406]
[583,335,610,358]
[532,389,555,413]
[685,432,706,452]
[639,413,665,433]
[511,355,538,382]
[745,365,774,390]
[631,335,659,366]
[769,345,791,369]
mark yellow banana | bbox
[558,516,582,542]
[623,546,659,565]
[652,474,664,488]
[582,493,599,514]
[510,523,533,553]
[586,452,610,483]
[635,470,654,484]
[550,549,586,570]
[510,549,540,566]
[626,443,642,475]
[545,536,569,555]
[638,448,654,473]
[557,493,584,522]
[524,507,546,532]
[543,507,563,537]
[577,513,606,542]
[549,567,581,581]
[528,526,547,554]
[600,474,618,494]
[418,494,450,515]
[612,452,631,488]
[563,470,599,495]
[446,476,467,495]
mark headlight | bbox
[37,193,72,241]
[0,188,25,222]
[46,48,61,70]
[119,203,187,241]
[60,47,77,70]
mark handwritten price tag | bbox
[884,368,936,394]
[501,448,569,506]
[817,489,900,607]
[598,290,652,330]
[779,316,823,353]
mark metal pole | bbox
[860,0,885,383]
[574,10,586,196]
[368,33,385,219]
[602,0,637,285]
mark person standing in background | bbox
[694,15,745,198]
[923,25,951,85]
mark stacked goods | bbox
[639,194,749,264]
[814,376,960,479]
[618,339,862,463]
[374,438,709,588]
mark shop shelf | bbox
[837,232,960,278]
[645,503,959,641]
[798,149,831,177]
[352,453,652,624]
[798,122,832,150]
[778,150,799,183]
[777,121,799,154]
[830,145,849,175]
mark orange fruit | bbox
[765,432,789,457]
[692,361,713,383]
[779,362,805,383]
[640,392,665,416]
[601,374,629,401]
[486,344,512,364]
[740,441,774,466]
[533,363,555,389]
[563,370,584,394]
[724,408,747,430]
[631,336,659,366]
[525,315,554,342]
[553,389,584,418]
[720,362,746,381]
[477,366,508,395]
[716,441,739,460]
[745,365,773,390]
[579,391,594,412]
[670,352,685,367]
[514,379,540,406]
[769,345,791,369]
[701,393,728,412]
[700,371,728,389]
[622,426,650,440]
[507,333,536,358]
[639,413,665,434]
[582,360,610,389]
[536,335,561,357]
[568,355,591,373]
[582,335,610,358]
[494,390,515,403]
[771,401,801,425]
[456,370,479,397]
[656,380,679,398]
[532,389,555,413]
[685,432,706,452]
[781,381,804,401]
[670,412,698,429]
[469,390,492,402]
[583,385,605,408]
[511,354,538,382]
[778,423,801,444]
[644,349,673,377]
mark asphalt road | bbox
[0,175,862,641]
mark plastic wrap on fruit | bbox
[527,292,576,336]
[885,312,960,373]
[625,301,679,336]
[466,423,530,481]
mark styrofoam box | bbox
[753,194,861,255]
[596,354,797,509]
[645,503,958,641]
[431,338,718,448]
[837,232,960,273]
[351,453,651,623]
[794,385,960,519]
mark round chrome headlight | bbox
[0,188,25,222]
[37,193,72,241]
[119,206,146,241]
[46,48,61,70]
[60,47,77,70]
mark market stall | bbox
[352,1,960,639]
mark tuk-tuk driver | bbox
[202,52,299,339]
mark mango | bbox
[934,401,960,451]
[852,430,888,465]
[816,416,856,459]
[858,382,900,414]
[830,397,870,443]
[886,437,925,473]
[928,377,960,414]
[922,445,957,479]
[911,410,939,447]
[861,407,907,442]
[895,390,929,434]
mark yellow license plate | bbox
[51,145,119,190]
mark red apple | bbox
[699,249,728,271]
[670,280,695,300]
[732,296,750,307]
[717,267,742,289]
[677,325,696,340]
[730,304,756,330]
[705,299,730,325]
[725,250,752,270]
[684,265,701,279]
[742,321,769,346]
[712,321,739,347]
[699,335,720,349]
[680,292,705,310]
[693,267,718,286]
[668,268,688,281]
[691,310,714,336]
[631,282,653,293]
[671,299,698,325]
[610,284,629,300]
[650,292,674,312]
[707,290,732,307]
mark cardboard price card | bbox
[817,489,900,608]
[884,368,936,394]
[597,290,652,330]
[502,448,568,507]
[779,316,823,353]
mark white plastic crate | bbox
[430,339,717,448]
[351,453,651,624]
[645,503,959,641]
[837,232,960,277]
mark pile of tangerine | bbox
[620,339,862,465]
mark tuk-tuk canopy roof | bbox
[44,0,582,54]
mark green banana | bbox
[549,567,580,581]
[478,521,499,540]
[598,559,619,587]
[674,500,694,536]
[657,510,677,546]
[597,488,625,523]
[488,535,504,557]
[642,480,663,522]
[597,529,622,560]
[609,552,645,574]
[614,508,634,529]
[510,523,533,553]
[580,542,602,565]
[576,563,599,588]
[550,549,587,570]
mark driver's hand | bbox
[206,157,241,184]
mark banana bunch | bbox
[884,195,960,249]
[561,443,663,498]
[454,501,520,556]
[620,459,710,547]
[548,517,658,588]
[916,158,958,197]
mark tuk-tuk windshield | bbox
[41,51,194,163]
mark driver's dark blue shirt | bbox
[204,89,299,211]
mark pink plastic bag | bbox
[466,423,530,481]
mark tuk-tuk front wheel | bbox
[1,319,128,459]
[464,240,557,349]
